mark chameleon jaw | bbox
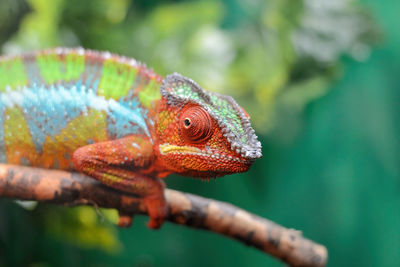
[158,143,249,163]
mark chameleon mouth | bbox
[159,143,249,163]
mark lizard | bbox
[0,47,262,229]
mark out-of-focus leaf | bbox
[0,0,30,47]
[293,0,381,63]
[43,206,121,253]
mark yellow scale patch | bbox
[156,110,175,134]
[159,144,201,154]
[98,59,138,99]
[4,108,108,169]
[37,52,85,84]
[4,107,38,165]
[0,58,28,90]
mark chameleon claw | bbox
[117,211,134,227]
[147,217,164,229]
[145,195,169,229]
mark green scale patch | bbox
[0,58,28,90]
[138,79,161,109]
[98,59,138,99]
[37,52,85,84]
[173,84,202,102]
[208,94,245,137]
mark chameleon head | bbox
[154,73,262,178]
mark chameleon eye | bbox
[184,118,191,128]
[180,105,213,143]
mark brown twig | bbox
[0,164,327,267]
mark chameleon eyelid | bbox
[180,106,213,143]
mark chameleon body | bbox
[0,48,262,228]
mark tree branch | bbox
[0,164,327,267]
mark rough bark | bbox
[0,164,327,267]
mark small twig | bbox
[0,164,327,267]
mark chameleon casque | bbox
[0,48,262,228]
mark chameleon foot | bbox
[117,211,134,227]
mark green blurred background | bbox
[0,0,398,266]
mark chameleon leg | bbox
[72,135,168,229]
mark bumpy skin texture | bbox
[0,48,262,228]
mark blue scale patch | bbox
[106,98,149,139]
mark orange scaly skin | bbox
[0,48,262,228]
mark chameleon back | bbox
[0,48,162,169]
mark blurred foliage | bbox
[0,0,30,45]
[0,0,399,266]
[1,0,379,135]
[42,206,120,253]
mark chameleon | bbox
[0,47,262,229]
